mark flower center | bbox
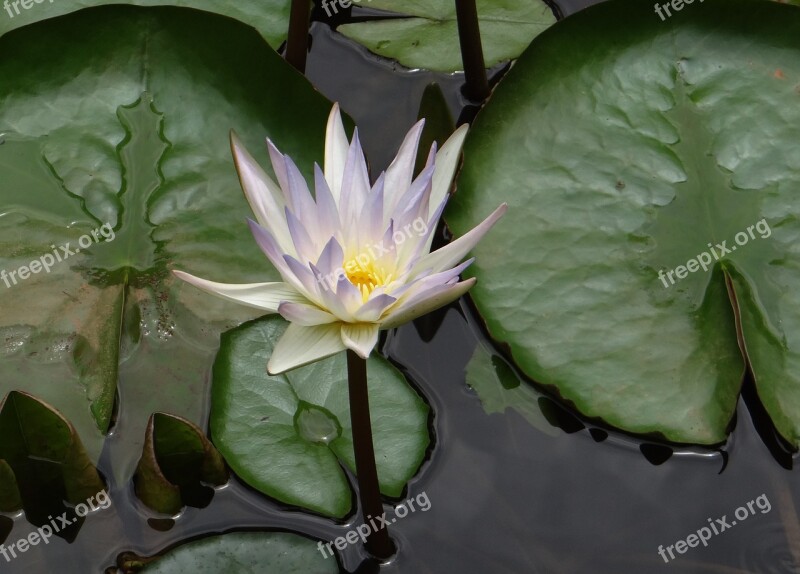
[344,258,394,301]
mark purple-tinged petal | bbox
[314,163,341,240]
[278,301,338,326]
[315,236,346,279]
[283,154,318,228]
[353,293,396,322]
[390,163,435,232]
[395,192,447,275]
[173,270,305,311]
[335,272,366,314]
[339,129,371,232]
[285,207,318,263]
[283,254,322,299]
[340,323,380,359]
[358,172,385,246]
[384,119,425,223]
[247,219,296,278]
[382,278,476,329]
[268,323,346,374]
[230,131,290,247]
[429,124,468,221]
[267,139,290,193]
[411,203,507,276]
[309,261,351,321]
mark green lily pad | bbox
[0,391,104,511]
[134,413,228,515]
[0,5,333,488]
[447,0,800,446]
[211,316,430,518]
[142,532,339,574]
[0,0,291,49]
[338,0,556,73]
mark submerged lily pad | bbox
[134,413,228,515]
[465,343,559,437]
[448,0,800,446]
[0,5,332,487]
[0,391,104,512]
[142,532,339,573]
[211,316,430,518]
[338,0,556,73]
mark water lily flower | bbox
[174,104,506,374]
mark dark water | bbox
[3,4,800,574]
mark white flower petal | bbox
[411,203,507,276]
[341,323,381,359]
[173,270,304,311]
[314,164,341,240]
[230,131,291,249]
[339,129,371,233]
[358,172,385,246]
[382,278,476,329]
[396,197,446,274]
[268,323,346,374]
[383,119,425,223]
[267,139,290,192]
[429,123,469,221]
[278,301,338,326]
[324,103,349,203]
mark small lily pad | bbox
[211,316,430,518]
[134,413,228,515]
[338,0,556,73]
[142,531,339,574]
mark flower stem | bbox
[346,350,395,560]
[285,0,311,73]
[455,0,490,102]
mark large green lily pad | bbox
[0,0,291,49]
[211,316,431,518]
[0,5,332,481]
[338,0,556,73]
[142,532,339,574]
[447,0,800,446]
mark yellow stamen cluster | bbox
[344,258,394,301]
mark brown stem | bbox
[455,0,490,101]
[285,0,311,73]
[346,350,394,560]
